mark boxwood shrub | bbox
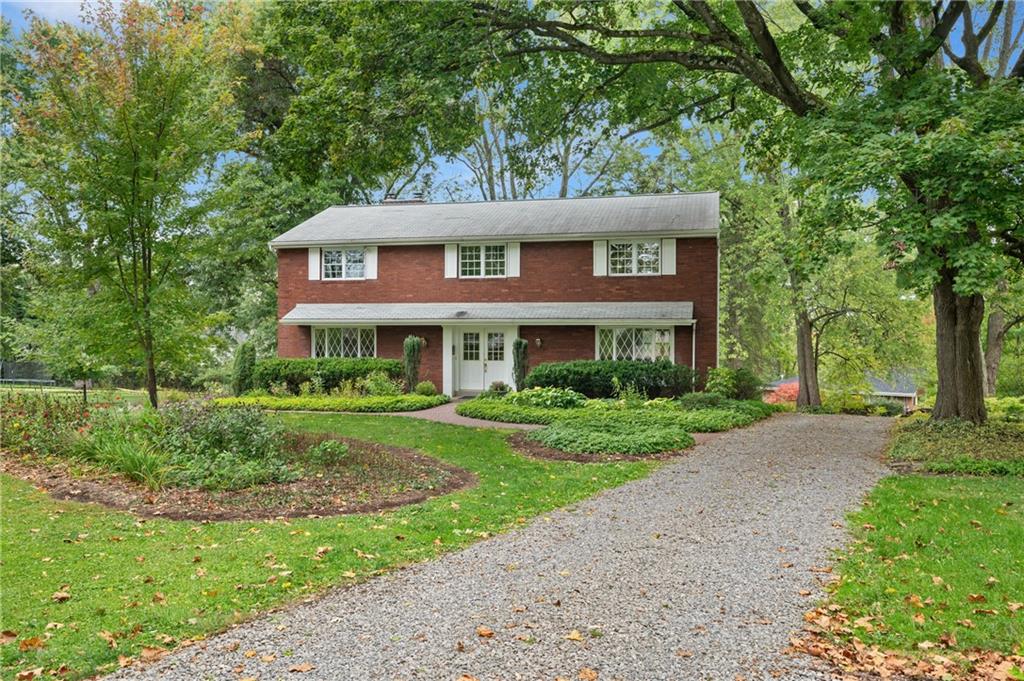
[216,393,448,413]
[252,358,403,394]
[524,359,696,398]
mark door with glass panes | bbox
[457,328,508,393]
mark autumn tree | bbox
[11,0,241,407]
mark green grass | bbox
[888,413,1024,475]
[1,413,654,680]
[830,476,1024,655]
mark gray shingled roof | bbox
[280,301,694,324]
[270,192,719,247]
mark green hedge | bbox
[252,358,403,394]
[215,394,448,413]
[524,359,696,398]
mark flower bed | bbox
[216,394,449,413]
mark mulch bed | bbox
[506,431,720,463]
[1,435,476,522]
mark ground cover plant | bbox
[216,393,448,413]
[887,411,1024,476]
[802,475,1024,677]
[529,411,695,455]
[0,413,654,680]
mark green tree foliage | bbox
[512,337,529,391]
[10,1,242,406]
[402,336,423,392]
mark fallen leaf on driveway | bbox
[457,676,478,681]
[289,662,315,672]
[475,626,494,638]
[675,649,693,658]
[140,646,168,662]
[579,668,598,680]
[261,653,276,662]
[565,630,584,642]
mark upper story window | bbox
[323,248,365,280]
[312,327,375,358]
[609,240,661,275]
[597,327,672,362]
[460,243,506,278]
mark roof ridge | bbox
[332,191,719,210]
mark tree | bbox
[467,1,1024,422]
[984,274,1024,395]
[11,0,241,407]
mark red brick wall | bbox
[276,238,719,376]
[376,326,444,389]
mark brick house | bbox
[271,193,720,395]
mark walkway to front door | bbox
[116,414,890,681]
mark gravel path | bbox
[116,413,891,681]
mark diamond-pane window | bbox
[462,332,480,360]
[597,327,672,361]
[312,327,375,358]
[487,332,504,360]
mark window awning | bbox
[281,301,695,326]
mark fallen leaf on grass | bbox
[1008,602,1023,613]
[16,668,44,680]
[1,630,17,645]
[956,619,975,628]
[475,626,494,638]
[18,637,45,652]
[938,632,957,648]
[916,641,936,650]
[967,593,987,603]
[140,647,168,662]
[51,590,71,603]
[118,655,134,668]
[98,631,117,648]
[289,662,315,672]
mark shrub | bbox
[525,360,695,398]
[231,341,257,396]
[252,358,402,394]
[866,398,905,417]
[529,411,695,454]
[765,382,799,404]
[361,370,403,396]
[402,336,423,391]
[488,380,511,394]
[414,380,437,396]
[216,394,449,413]
[512,337,529,391]
[704,366,761,399]
[732,368,762,400]
[505,386,587,409]
[302,438,350,467]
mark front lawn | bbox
[830,475,1024,656]
[1,413,654,680]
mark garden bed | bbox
[216,394,449,413]
[2,433,474,521]
[507,431,703,462]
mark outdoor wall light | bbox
[535,337,543,348]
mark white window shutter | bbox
[593,240,608,276]
[364,246,378,279]
[444,244,458,278]
[507,242,520,277]
[661,238,676,275]
[308,247,320,280]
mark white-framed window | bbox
[322,248,366,280]
[608,240,661,276]
[312,327,376,358]
[459,243,506,278]
[597,327,673,362]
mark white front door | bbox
[457,328,510,393]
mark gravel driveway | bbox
[116,413,891,681]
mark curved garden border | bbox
[1,437,477,522]
[506,431,718,463]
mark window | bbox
[322,248,365,280]
[462,332,480,360]
[597,327,673,361]
[460,243,506,278]
[608,240,661,275]
[312,327,375,358]
[487,332,504,361]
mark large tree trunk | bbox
[932,270,987,422]
[984,306,1006,397]
[795,309,821,407]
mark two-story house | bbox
[271,192,719,395]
